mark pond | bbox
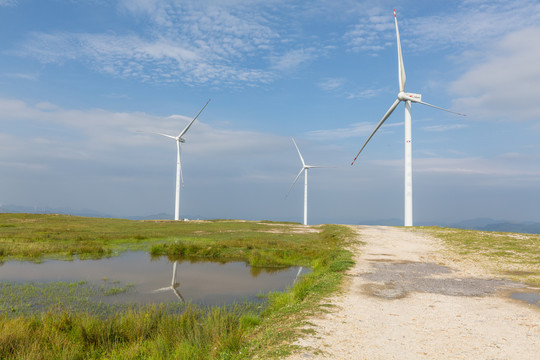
[0,252,306,309]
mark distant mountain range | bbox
[0,204,173,221]
[1,204,539,234]
[360,217,540,235]
[449,218,540,235]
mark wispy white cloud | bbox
[317,77,382,100]
[0,0,17,6]
[317,77,346,91]
[18,30,273,86]
[410,1,540,51]
[344,8,393,53]
[13,0,393,87]
[270,48,316,71]
[345,89,381,100]
[16,0,312,86]
[345,1,540,54]
[3,72,38,81]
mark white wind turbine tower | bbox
[351,10,465,227]
[286,138,327,226]
[143,99,210,221]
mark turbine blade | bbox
[394,9,406,92]
[351,99,401,165]
[153,287,171,293]
[306,165,334,169]
[178,99,211,138]
[416,100,467,116]
[171,287,185,302]
[285,168,305,198]
[291,137,306,166]
[137,130,177,140]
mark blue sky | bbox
[1,0,540,225]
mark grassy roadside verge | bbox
[0,214,357,359]
[418,227,540,287]
[241,224,356,359]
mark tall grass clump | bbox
[0,305,253,359]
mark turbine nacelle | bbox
[398,92,422,102]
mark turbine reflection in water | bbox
[152,260,184,302]
[0,252,307,306]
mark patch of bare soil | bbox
[256,223,322,234]
[287,226,540,360]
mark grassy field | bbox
[0,213,356,359]
[419,227,540,287]
[0,213,335,267]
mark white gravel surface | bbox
[286,226,540,360]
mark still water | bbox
[510,292,540,306]
[0,252,305,306]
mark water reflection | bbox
[153,261,184,302]
[0,252,306,306]
[294,266,303,283]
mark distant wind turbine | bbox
[142,99,210,221]
[153,260,184,301]
[351,10,465,227]
[286,138,328,226]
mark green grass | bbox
[239,224,356,359]
[0,214,358,359]
[0,281,135,318]
[0,305,253,360]
[0,214,318,263]
[418,226,540,286]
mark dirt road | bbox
[287,226,540,360]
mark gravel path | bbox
[287,226,540,360]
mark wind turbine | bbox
[143,99,210,221]
[351,10,465,227]
[153,260,184,301]
[286,138,327,226]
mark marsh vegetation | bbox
[0,214,355,359]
